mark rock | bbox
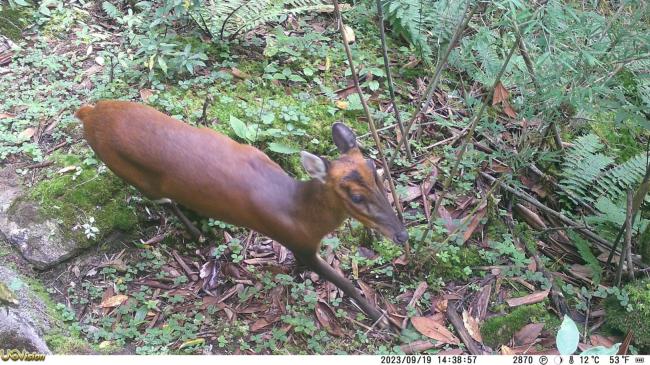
[0,266,52,354]
[0,167,88,270]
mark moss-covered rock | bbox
[480,303,557,349]
[604,279,650,351]
[28,162,138,242]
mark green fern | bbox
[382,0,467,65]
[559,134,612,204]
[559,133,649,239]
[193,0,333,40]
[102,1,124,21]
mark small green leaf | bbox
[346,94,363,111]
[268,143,300,154]
[157,57,168,74]
[580,344,620,355]
[39,5,51,16]
[556,315,580,355]
[229,115,248,141]
[303,67,314,77]
[368,80,380,91]
[261,112,275,125]
[245,124,259,142]
[288,74,306,82]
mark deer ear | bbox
[332,122,358,153]
[300,151,328,182]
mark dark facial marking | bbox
[342,170,367,187]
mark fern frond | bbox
[567,231,602,286]
[102,1,124,21]
[382,0,466,65]
[195,0,332,40]
[559,133,612,204]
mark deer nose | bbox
[394,230,409,244]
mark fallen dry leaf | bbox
[503,102,517,118]
[0,113,16,119]
[462,310,482,342]
[514,323,544,346]
[315,301,343,336]
[462,206,486,243]
[411,316,460,345]
[514,204,547,230]
[393,255,408,266]
[437,205,457,233]
[492,82,509,105]
[251,318,276,332]
[590,334,615,348]
[506,289,550,307]
[408,282,428,309]
[140,89,154,102]
[100,294,129,308]
[471,283,492,321]
[19,127,36,140]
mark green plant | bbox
[556,315,620,355]
[558,133,649,239]
[480,303,555,349]
[101,0,208,81]
[381,0,466,65]
[605,279,650,351]
[194,0,333,41]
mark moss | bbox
[429,246,487,282]
[45,332,91,354]
[0,6,30,42]
[28,158,138,242]
[18,276,91,354]
[480,303,555,349]
[604,279,650,351]
[590,114,643,162]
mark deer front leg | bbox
[299,253,393,330]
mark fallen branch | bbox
[446,301,484,355]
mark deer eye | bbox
[350,194,364,204]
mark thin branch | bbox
[625,191,635,281]
[606,153,650,266]
[375,0,412,161]
[480,171,647,269]
[418,37,519,246]
[388,0,477,168]
[332,0,404,224]
[616,190,634,286]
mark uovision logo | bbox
[0,349,46,362]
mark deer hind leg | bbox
[104,153,205,242]
[298,253,391,330]
[166,201,204,242]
